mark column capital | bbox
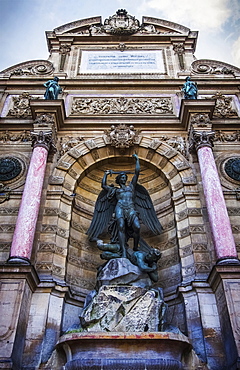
[189,129,215,152]
[31,130,56,152]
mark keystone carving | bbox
[104,124,139,149]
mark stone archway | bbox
[35,134,211,335]
[38,136,204,306]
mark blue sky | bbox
[0,0,239,71]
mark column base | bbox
[216,257,240,266]
[7,256,31,265]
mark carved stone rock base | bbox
[80,285,166,332]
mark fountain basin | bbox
[57,331,192,369]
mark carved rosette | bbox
[189,130,215,152]
[104,124,139,149]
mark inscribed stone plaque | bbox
[79,50,165,74]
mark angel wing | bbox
[135,183,162,235]
[86,187,117,241]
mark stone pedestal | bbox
[57,332,194,370]
[208,265,240,369]
[0,265,39,370]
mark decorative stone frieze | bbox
[0,130,31,142]
[214,130,240,142]
[71,97,173,115]
[7,92,39,118]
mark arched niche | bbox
[40,136,202,302]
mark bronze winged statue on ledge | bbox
[87,154,162,265]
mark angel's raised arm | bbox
[131,154,140,187]
[102,170,112,191]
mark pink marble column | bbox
[8,131,53,264]
[193,131,239,264]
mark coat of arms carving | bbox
[104,124,140,149]
[103,9,140,35]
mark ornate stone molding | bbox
[59,136,84,157]
[191,59,240,77]
[0,183,10,203]
[173,43,185,70]
[189,130,215,151]
[34,113,55,127]
[190,113,211,128]
[210,92,238,118]
[214,130,240,142]
[0,60,54,77]
[71,97,173,115]
[103,124,140,149]
[7,92,39,118]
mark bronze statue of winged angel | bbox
[87,154,162,260]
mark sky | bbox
[0,0,240,72]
